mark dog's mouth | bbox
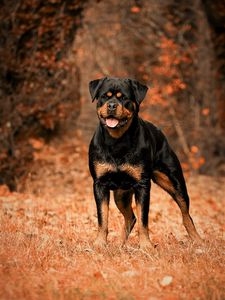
[100,116,128,129]
[105,117,119,128]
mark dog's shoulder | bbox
[139,118,160,133]
[138,118,166,143]
[138,118,172,159]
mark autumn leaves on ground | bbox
[1,129,224,300]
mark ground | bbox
[0,128,224,300]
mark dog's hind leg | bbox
[175,193,201,241]
[152,151,201,242]
[113,189,136,245]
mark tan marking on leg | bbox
[94,201,109,247]
[120,164,142,181]
[183,214,201,241]
[114,190,136,245]
[153,171,201,242]
[153,170,175,194]
[136,203,152,250]
[94,162,116,178]
[176,195,201,241]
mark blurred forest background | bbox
[0,0,225,190]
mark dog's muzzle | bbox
[98,99,130,129]
[107,100,117,114]
[105,100,119,128]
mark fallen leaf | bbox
[160,275,173,287]
[191,145,199,154]
[202,108,210,116]
[130,6,141,13]
[94,271,103,279]
[29,138,45,150]
[122,270,138,277]
[195,248,204,255]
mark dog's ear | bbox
[129,79,148,105]
[89,77,107,102]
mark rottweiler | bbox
[88,77,201,249]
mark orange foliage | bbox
[139,28,207,173]
[130,6,141,13]
[141,35,190,109]
[0,0,85,189]
[191,146,199,154]
[202,108,210,116]
[29,138,45,150]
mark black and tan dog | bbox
[88,77,201,249]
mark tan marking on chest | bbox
[94,162,116,178]
[95,161,142,181]
[120,164,143,181]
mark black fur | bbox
[88,77,200,248]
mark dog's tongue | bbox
[106,118,119,128]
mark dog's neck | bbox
[105,118,132,139]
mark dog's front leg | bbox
[134,182,152,250]
[93,182,110,247]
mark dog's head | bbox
[89,77,148,137]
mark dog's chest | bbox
[94,161,143,190]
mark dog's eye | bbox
[106,91,113,97]
[101,93,110,100]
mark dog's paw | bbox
[139,239,154,252]
[192,236,204,247]
[189,231,203,246]
[93,236,107,249]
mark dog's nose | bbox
[107,101,117,111]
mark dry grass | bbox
[0,133,224,300]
